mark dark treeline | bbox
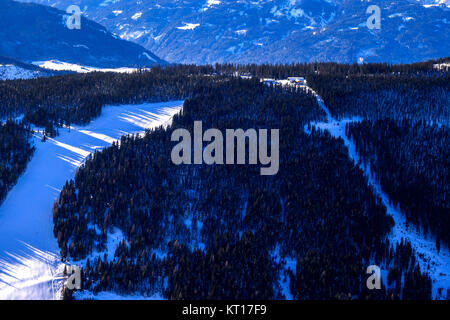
[306,73,449,122]
[0,65,218,127]
[1,58,448,128]
[347,119,450,247]
[0,119,34,204]
[215,58,449,123]
[212,57,450,79]
[53,77,432,300]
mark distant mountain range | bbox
[0,0,165,68]
[18,0,450,64]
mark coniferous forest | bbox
[0,60,448,300]
[0,120,34,205]
[347,120,449,247]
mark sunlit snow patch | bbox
[131,12,143,20]
[176,23,200,30]
[32,60,149,74]
[0,242,65,300]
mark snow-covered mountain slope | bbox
[0,64,41,80]
[0,101,182,299]
[416,0,450,7]
[0,0,165,68]
[33,60,149,73]
[0,57,148,78]
[0,56,61,80]
[20,0,450,64]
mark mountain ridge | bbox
[0,0,166,68]
[19,0,450,64]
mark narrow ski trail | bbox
[0,101,183,299]
[305,87,450,299]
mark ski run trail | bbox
[0,101,183,300]
[304,86,450,299]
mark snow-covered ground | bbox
[176,23,200,30]
[32,60,149,73]
[0,101,183,300]
[433,63,450,71]
[421,0,450,8]
[0,64,40,80]
[75,290,164,300]
[271,245,296,300]
[306,88,450,299]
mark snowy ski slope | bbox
[0,101,183,299]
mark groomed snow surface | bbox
[0,101,183,300]
[306,89,450,299]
